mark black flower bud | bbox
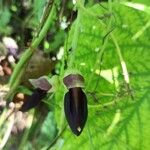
[19,76,52,112]
[20,88,47,112]
[63,74,88,136]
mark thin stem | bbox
[0,106,17,130]
[111,33,130,84]
[132,20,150,40]
[86,0,114,90]
[0,109,7,129]
[18,113,34,150]
[76,0,103,21]
[68,4,82,67]
[37,0,54,36]
[86,18,113,89]
[6,68,25,99]
[87,123,95,150]
[87,92,115,97]
[88,97,119,109]
[0,114,14,149]
[105,109,121,138]
[46,125,67,150]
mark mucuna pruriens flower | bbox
[18,77,52,112]
[20,88,47,112]
[64,87,88,136]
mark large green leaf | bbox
[52,1,150,150]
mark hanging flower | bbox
[63,73,88,136]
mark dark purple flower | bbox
[63,74,88,136]
[20,88,47,112]
[64,87,88,136]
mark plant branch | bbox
[110,33,130,85]
[46,125,67,150]
[0,113,14,150]
[86,5,113,89]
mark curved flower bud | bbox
[20,88,47,112]
[63,73,88,136]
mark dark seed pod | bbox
[20,88,47,112]
[63,74,88,136]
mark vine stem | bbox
[111,33,134,99]
[88,96,121,109]
[46,125,67,150]
[105,109,121,138]
[67,0,84,68]
[7,0,56,99]
[132,20,150,40]
[110,33,130,84]
[0,109,7,129]
[86,0,114,90]
[0,113,14,150]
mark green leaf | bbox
[0,7,11,34]
[33,0,47,22]
[53,1,150,150]
[36,112,57,149]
